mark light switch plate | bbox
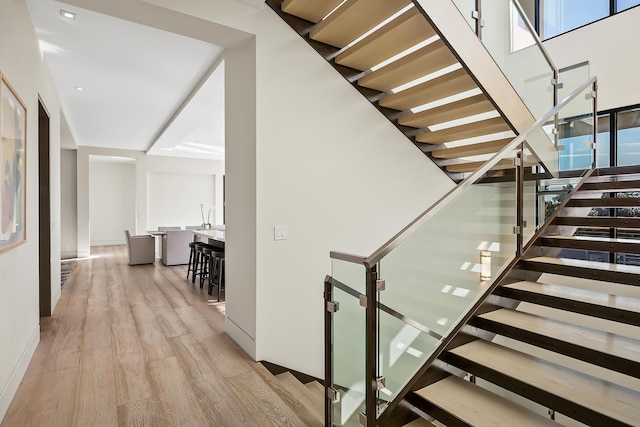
[274,225,288,240]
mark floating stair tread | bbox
[522,256,640,275]
[538,235,640,253]
[416,375,558,427]
[595,165,640,177]
[380,68,477,111]
[502,280,640,325]
[400,94,494,130]
[447,340,640,425]
[581,178,640,192]
[336,8,437,71]
[445,158,516,174]
[358,39,457,92]
[567,197,640,208]
[504,280,640,312]
[416,117,510,144]
[310,0,411,48]
[553,216,640,228]
[276,372,324,422]
[281,0,344,24]
[430,138,511,159]
[476,308,640,366]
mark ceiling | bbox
[26,0,236,160]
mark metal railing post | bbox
[516,145,524,256]
[324,276,334,427]
[364,264,379,426]
[592,80,599,168]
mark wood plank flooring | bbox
[1,245,322,427]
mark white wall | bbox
[252,7,455,377]
[544,6,640,112]
[89,160,136,246]
[0,0,63,421]
[147,172,216,229]
[75,146,224,254]
[60,149,78,258]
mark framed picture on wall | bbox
[0,72,27,253]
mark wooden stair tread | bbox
[537,234,640,253]
[416,376,558,427]
[416,117,510,144]
[379,68,477,111]
[445,158,516,174]
[402,417,438,427]
[336,8,437,71]
[541,235,640,244]
[309,0,411,48]
[581,178,640,192]
[281,0,344,24]
[503,280,640,315]
[275,372,324,422]
[400,94,495,130]
[253,364,323,427]
[476,308,640,366]
[553,216,640,228]
[358,39,458,92]
[522,256,640,275]
[447,340,640,425]
[431,138,511,159]
[567,197,640,208]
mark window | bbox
[616,108,640,166]
[616,0,640,12]
[540,0,609,39]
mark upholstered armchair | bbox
[161,229,194,266]
[124,230,155,265]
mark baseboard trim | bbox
[0,324,40,423]
[225,316,256,360]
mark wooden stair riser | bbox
[567,198,640,208]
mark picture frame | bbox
[0,72,27,253]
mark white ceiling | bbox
[26,0,228,160]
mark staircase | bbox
[404,166,640,426]
[268,0,535,178]
[265,0,640,425]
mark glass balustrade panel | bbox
[559,63,590,101]
[329,260,367,427]
[376,148,519,400]
[557,84,596,172]
[481,1,555,119]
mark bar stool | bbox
[192,242,213,284]
[199,246,214,289]
[208,251,225,301]
[186,241,198,280]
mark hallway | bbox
[1,246,322,427]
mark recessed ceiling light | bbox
[75,86,85,91]
[60,10,76,20]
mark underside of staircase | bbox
[399,165,640,427]
[267,0,534,179]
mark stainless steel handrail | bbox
[360,76,597,267]
[510,0,558,76]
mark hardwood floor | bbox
[1,245,323,427]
